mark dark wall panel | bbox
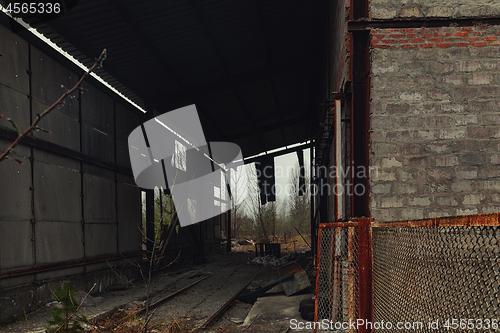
[83,173,116,223]
[32,100,80,151]
[35,221,84,264]
[33,154,81,222]
[0,84,30,131]
[0,140,31,221]
[116,140,132,168]
[0,220,32,269]
[117,182,142,252]
[0,23,29,95]
[82,123,115,164]
[81,82,114,134]
[30,46,79,119]
[115,102,140,141]
[84,224,117,257]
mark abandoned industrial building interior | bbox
[1,0,500,332]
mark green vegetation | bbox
[47,281,84,333]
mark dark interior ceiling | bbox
[23,0,330,158]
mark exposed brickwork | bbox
[371,26,500,49]
[370,25,500,221]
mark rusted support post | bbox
[357,217,374,333]
[347,226,357,332]
[330,227,341,322]
[314,226,323,323]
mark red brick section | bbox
[371,26,500,49]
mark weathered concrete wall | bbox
[370,25,500,222]
[370,0,500,20]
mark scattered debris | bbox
[249,253,299,266]
[237,273,295,304]
[232,239,256,246]
[106,275,131,291]
[74,290,104,307]
[278,262,311,296]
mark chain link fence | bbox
[315,214,500,333]
[373,224,500,333]
[316,225,359,332]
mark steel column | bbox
[357,217,374,333]
[350,29,371,218]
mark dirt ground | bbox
[1,249,314,333]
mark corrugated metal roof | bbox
[22,0,329,157]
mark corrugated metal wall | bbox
[0,21,143,288]
[0,21,230,322]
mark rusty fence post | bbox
[357,217,374,333]
[314,226,323,324]
[347,226,357,333]
[330,227,341,322]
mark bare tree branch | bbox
[0,49,107,164]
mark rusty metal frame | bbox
[357,217,373,333]
[316,213,500,333]
[314,226,323,324]
[348,17,500,31]
[347,227,357,333]
[319,222,358,228]
[315,220,370,332]
[329,227,341,322]
[372,212,500,228]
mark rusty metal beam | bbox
[348,17,500,31]
[357,217,374,333]
[372,213,500,228]
[314,226,322,324]
[351,0,369,20]
[318,222,359,228]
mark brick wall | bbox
[370,0,500,20]
[370,25,500,222]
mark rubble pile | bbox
[249,253,299,266]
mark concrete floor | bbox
[238,290,314,333]
[1,251,315,332]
